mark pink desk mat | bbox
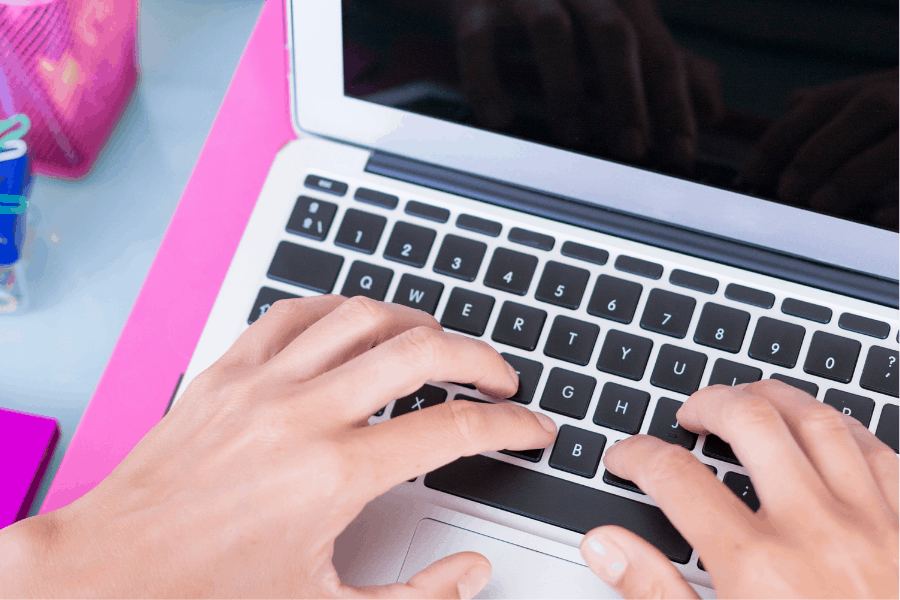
[41,0,295,513]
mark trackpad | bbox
[398,518,619,599]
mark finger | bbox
[843,412,900,518]
[602,435,758,568]
[347,552,492,600]
[581,526,700,599]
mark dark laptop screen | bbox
[342,1,898,232]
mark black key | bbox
[703,434,741,466]
[425,454,693,563]
[723,472,759,512]
[534,261,590,310]
[304,174,347,196]
[433,234,487,281]
[456,213,501,237]
[708,359,762,387]
[501,353,544,405]
[508,227,554,251]
[492,301,547,351]
[769,373,819,398]
[405,200,449,223]
[341,261,394,300]
[390,384,447,418]
[592,382,650,434]
[603,470,643,495]
[334,209,387,254]
[392,274,444,314]
[647,397,698,450]
[860,346,899,397]
[640,289,696,339]
[382,221,436,268]
[455,394,488,404]
[544,316,600,366]
[596,330,653,381]
[781,298,832,324]
[725,283,775,309]
[587,275,643,324]
[803,331,861,383]
[440,288,495,336]
[748,317,806,368]
[669,269,718,294]
[875,404,899,453]
[539,368,596,419]
[823,389,875,427]
[267,241,344,294]
[650,345,708,395]
[561,241,608,265]
[354,187,398,209]
[615,255,663,280]
[483,248,538,295]
[286,196,338,241]
[501,448,544,463]
[248,287,299,324]
[373,408,385,418]
[693,302,750,354]
[839,312,890,339]
[549,425,606,478]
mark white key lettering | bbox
[462,303,472,317]
[409,289,425,304]
[562,385,575,399]
[615,400,628,414]
[568,331,578,345]
[513,317,524,331]
[621,347,631,360]
[572,443,582,457]
[673,361,686,375]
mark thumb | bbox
[580,526,700,599]
[351,551,492,599]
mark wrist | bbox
[0,512,72,597]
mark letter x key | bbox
[390,384,448,418]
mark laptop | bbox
[174,2,899,597]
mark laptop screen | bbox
[342,1,898,232]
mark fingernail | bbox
[505,361,519,386]
[457,561,492,600]
[581,533,628,585]
[534,412,557,435]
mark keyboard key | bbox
[456,213,502,237]
[267,241,344,294]
[539,368,597,419]
[615,255,663,280]
[596,330,654,381]
[603,470,643,495]
[748,317,806,368]
[803,331,861,383]
[286,196,338,241]
[823,389,875,427]
[781,298,832,324]
[708,359,762,387]
[424,454,693,563]
[354,187,398,209]
[640,289,696,339]
[508,227,554,251]
[693,302,750,354]
[592,382,650,434]
[544,316,600,366]
[860,346,899,397]
[549,425,606,478]
[669,269,718,294]
[383,221,436,268]
[702,434,740,465]
[875,404,899,453]
[390,384,447,418]
[304,174,348,196]
[341,261,394,300]
[769,373,819,398]
[440,288,495,336]
[433,234,487,281]
[334,209,387,254]
[501,448,544,463]
[534,261,590,310]
[501,353,544,405]
[492,301,547,351]
[561,241,609,265]
[248,287,299,324]
[392,274,444,314]
[483,248,538,295]
[724,283,775,309]
[838,312,890,339]
[650,345,708,395]
[723,472,759,512]
[587,275,643,324]
[647,397,698,450]
[405,200,449,223]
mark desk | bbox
[0,0,265,517]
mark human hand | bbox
[579,379,898,598]
[0,296,556,598]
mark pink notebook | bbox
[41,0,295,513]
[0,407,60,527]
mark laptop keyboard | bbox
[252,172,899,568]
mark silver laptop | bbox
[175,2,899,597]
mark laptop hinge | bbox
[366,150,898,309]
